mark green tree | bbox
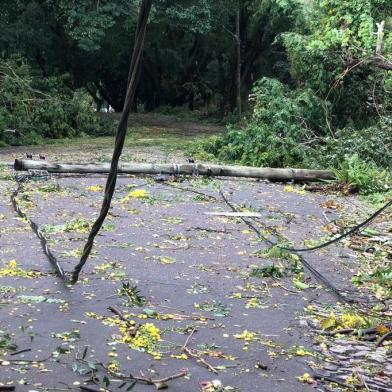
[283,0,392,128]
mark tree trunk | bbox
[236,4,242,117]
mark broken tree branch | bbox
[128,370,188,386]
[181,330,218,374]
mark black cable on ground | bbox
[71,0,153,284]
[279,198,392,253]
[219,190,350,302]
[11,175,67,280]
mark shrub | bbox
[193,78,324,167]
[332,154,391,194]
[0,56,105,145]
[194,77,391,196]
[308,122,392,170]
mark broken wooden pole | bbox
[14,159,336,182]
[0,161,14,167]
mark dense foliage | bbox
[0,0,391,187]
[0,57,110,145]
[0,0,295,113]
[194,0,392,187]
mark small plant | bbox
[37,183,61,193]
[117,282,146,307]
[0,331,18,353]
[0,260,41,279]
[333,154,391,194]
[250,245,303,278]
[263,246,298,261]
[194,301,230,317]
[52,329,81,342]
[250,265,285,278]
[42,218,91,234]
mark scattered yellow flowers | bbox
[0,260,40,278]
[127,189,150,199]
[116,321,162,358]
[297,372,315,384]
[321,311,367,330]
[234,330,257,341]
[85,311,103,320]
[293,346,313,356]
[130,323,161,346]
[86,185,103,192]
[107,360,120,373]
[170,353,188,360]
[339,313,366,329]
[246,298,265,309]
[346,374,361,385]
[284,185,306,195]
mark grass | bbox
[149,106,224,125]
[44,126,211,154]
[0,123,217,164]
[360,190,392,208]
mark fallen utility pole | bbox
[0,161,14,167]
[14,159,336,182]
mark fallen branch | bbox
[320,328,355,336]
[106,364,187,388]
[14,159,336,182]
[77,357,188,389]
[108,306,130,323]
[128,370,188,386]
[108,306,139,336]
[181,330,218,374]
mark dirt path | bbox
[0,138,391,391]
[124,112,225,135]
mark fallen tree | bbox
[14,159,336,182]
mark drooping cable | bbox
[219,190,350,302]
[279,199,392,253]
[71,0,154,283]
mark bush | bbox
[0,56,105,145]
[193,77,325,167]
[333,154,391,195]
[308,122,392,170]
[193,78,392,178]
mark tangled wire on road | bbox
[11,172,391,297]
[219,189,392,303]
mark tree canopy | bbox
[0,0,391,173]
[0,0,299,112]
